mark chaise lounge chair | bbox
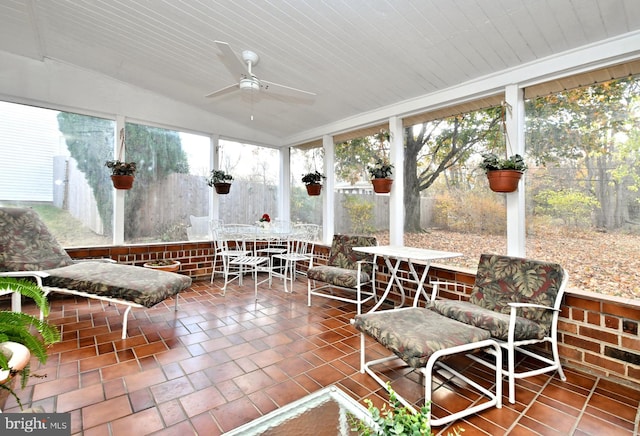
[0,207,192,338]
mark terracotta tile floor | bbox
[3,276,640,435]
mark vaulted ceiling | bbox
[1,0,640,147]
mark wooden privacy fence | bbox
[64,166,435,237]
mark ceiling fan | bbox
[206,41,316,100]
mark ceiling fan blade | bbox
[214,40,247,78]
[205,83,239,98]
[261,80,316,96]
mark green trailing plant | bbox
[301,170,326,185]
[479,153,527,173]
[351,384,431,436]
[207,169,233,186]
[350,383,463,436]
[0,277,61,410]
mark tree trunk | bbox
[404,128,423,232]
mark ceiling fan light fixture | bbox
[239,78,260,91]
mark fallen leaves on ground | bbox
[374,227,640,300]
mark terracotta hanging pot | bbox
[371,178,393,194]
[111,175,135,190]
[214,182,231,194]
[305,183,322,196]
[486,170,523,193]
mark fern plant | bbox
[0,277,61,409]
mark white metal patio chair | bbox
[210,224,251,284]
[272,223,320,293]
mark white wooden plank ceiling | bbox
[1,0,639,144]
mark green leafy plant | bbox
[367,157,394,179]
[105,160,137,176]
[301,171,326,185]
[0,278,61,410]
[207,169,233,186]
[350,383,463,436]
[479,153,527,172]
[367,129,394,179]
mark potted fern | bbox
[0,277,60,411]
[207,170,233,195]
[301,171,326,196]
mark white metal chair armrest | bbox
[429,279,465,302]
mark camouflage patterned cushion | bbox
[430,299,545,341]
[326,235,377,274]
[469,254,563,330]
[307,265,370,288]
[43,262,191,308]
[353,307,491,368]
[430,254,564,341]
[307,234,377,289]
[0,207,75,271]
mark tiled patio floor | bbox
[3,276,639,435]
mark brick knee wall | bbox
[67,243,640,386]
[66,241,216,281]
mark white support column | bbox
[210,134,219,221]
[389,116,404,246]
[113,116,125,245]
[504,85,526,256]
[280,147,291,223]
[323,135,335,245]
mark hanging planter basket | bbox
[111,175,135,190]
[371,178,393,194]
[106,129,136,190]
[486,170,523,193]
[214,182,231,195]
[305,183,322,196]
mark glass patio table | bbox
[222,386,374,435]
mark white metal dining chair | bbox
[210,224,251,284]
[222,226,272,298]
[272,223,320,293]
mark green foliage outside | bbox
[290,186,322,225]
[534,189,600,227]
[343,195,375,234]
[335,76,640,235]
[57,115,190,238]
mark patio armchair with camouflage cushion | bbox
[307,234,377,314]
[429,253,569,403]
[0,207,192,339]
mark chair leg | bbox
[551,337,566,382]
[121,306,133,340]
[211,253,219,283]
[508,343,516,404]
[283,260,294,293]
